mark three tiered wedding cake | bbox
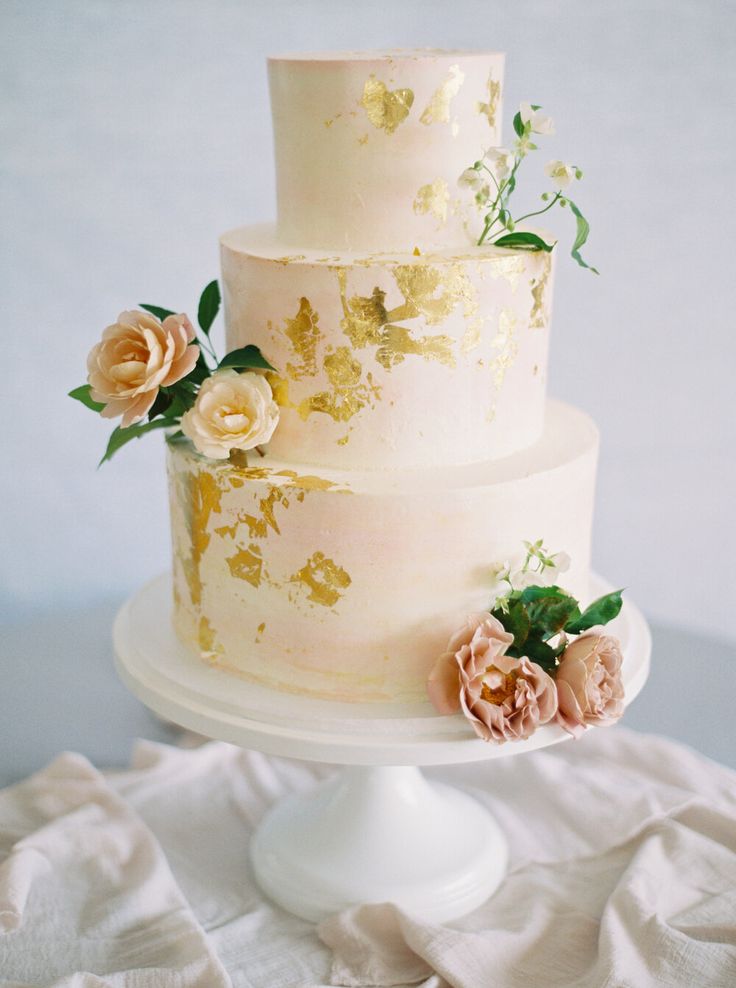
[169,50,597,702]
[76,49,627,743]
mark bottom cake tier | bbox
[168,400,599,703]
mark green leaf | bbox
[218,345,276,373]
[513,111,525,138]
[99,418,171,466]
[492,232,555,253]
[519,585,572,604]
[526,594,581,640]
[512,637,559,673]
[68,384,105,413]
[565,590,624,634]
[197,280,221,336]
[165,429,188,446]
[565,198,599,274]
[147,390,173,421]
[493,599,530,649]
[139,303,176,320]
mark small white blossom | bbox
[458,167,483,191]
[483,146,515,179]
[519,102,555,136]
[544,159,577,189]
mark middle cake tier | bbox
[221,225,554,470]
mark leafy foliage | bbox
[98,418,172,465]
[74,280,279,464]
[493,232,555,252]
[68,384,105,412]
[219,345,276,372]
[139,303,176,320]
[197,280,221,336]
[492,582,624,677]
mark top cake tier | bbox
[269,49,505,252]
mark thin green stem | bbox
[514,192,562,225]
[197,334,218,365]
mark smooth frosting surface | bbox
[168,401,598,703]
[269,50,504,251]
[221,224,554,470]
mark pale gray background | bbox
[1,0,735,783]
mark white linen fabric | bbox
[0,727,735,987]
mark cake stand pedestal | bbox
[113,573,651,923]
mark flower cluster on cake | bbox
[72,49,628,744]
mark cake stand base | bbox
[251,764,506,922]
[114,573,650,922]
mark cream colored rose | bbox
[428,612,558,743]
[555,632,625,738]
[87,310,199,427]
[181,369,279,459]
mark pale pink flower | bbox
[87,310,199,427]
[555,632,625,738]
[428,612,558,743]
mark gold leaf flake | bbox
[290,551,352,607]
[477,75,501,128]
[297,347,381,423]
[529,254,552,328]
[199,616,223,663]
[282,297,322,380]
[226,543,264,588]
[460,318,483,353]
[180,470,223,608]
[419,64,465,125]
[413,178,449,223]
[489,307,518,389]
[360,76,414,134]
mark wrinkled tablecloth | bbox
[1,727,735,987]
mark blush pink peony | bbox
[87,310,199,427]
[428,612,558,743]
[555,632,625,738]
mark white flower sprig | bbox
[459,103,598,273]
[490,539,572,611]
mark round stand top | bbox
[114,573,651,766]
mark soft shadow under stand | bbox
[114,572,651,922]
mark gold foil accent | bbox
[357,134,369,146]
[391,263,475,326]
[198,616,223,663]
[273,255,306,265]
[243,487,290,539]
[181,470,223,607]
[490,307,519,389]
[297,346,381,423]
[290,551,352,607]
[530,254,552,328]
[490,254,526,292]
[283,297,322,380]
[419,64,465,125]
[413,179,449,223]
[226,543,264,588]
[460,317,483,353]
[360,76,414,134]
[477,74,501,128]
[265,371,291,409]
[375,324,454,370]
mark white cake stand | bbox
[114,573,651,922]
